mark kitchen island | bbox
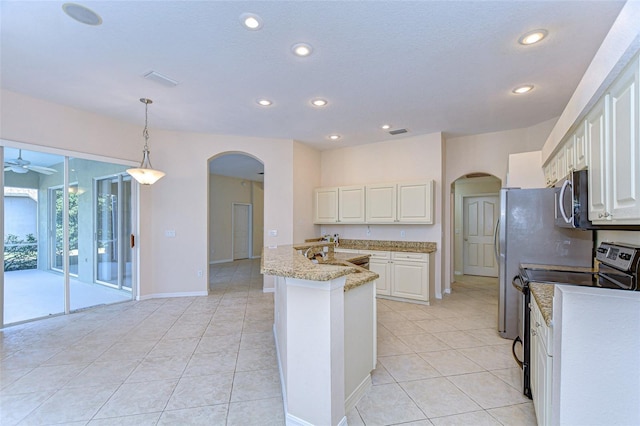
[262,243,379,426]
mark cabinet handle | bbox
[598,212,611,218]
[535,321,541,328]
[532,330,537,336]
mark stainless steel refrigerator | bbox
[497,188,594,339]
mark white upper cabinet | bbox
[366,181,434,224]
[316,180,435,225]
[397,181,434,224]
[587,96,608,221]
[608,56,640,222]
[574,121,588,171]
[565,135,576,174]
[313,187,339,224]
[588,55,640,224]
[365,183,397,223]
[338,186,365,223]
[554,147,567,181]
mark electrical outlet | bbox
[400,230,406,238]
[197,270,203,277]
[366,226,371,236]
[269,229,278,237]
[165,230,176,238]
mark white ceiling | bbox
[0,0,626,156]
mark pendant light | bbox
[127,98,166,185]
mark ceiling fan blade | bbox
[8,165,29,174]
[27,165,57,175]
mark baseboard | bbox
[376,295,429,306]
[137,291,208,301]
[345,374,372,413]
[209,258,233,265]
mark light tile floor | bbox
[1,260,537,425]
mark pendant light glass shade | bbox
[127,98,166,185]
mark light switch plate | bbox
[268,230,278,237]
[165,230,176,238]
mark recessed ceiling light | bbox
[62,3,102,26]
[311,98,328,107]
[518,29,548,45]
[329,134,341,141]
[381,124,392,130]
[257,99,272,107]
[240,13,263,30]
[292,43,313,57]
[512,85,534,94]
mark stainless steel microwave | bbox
[554,170,640,230]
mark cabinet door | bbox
[397,181,434,224]
[587,96,608,222]
[338,186,365,223]
[555,149,567,181]
[369,259,390,296]
[366,183,397,223]
[314,187,339,224]
[565,136,576,173]
[543,163,554,187]
[391,259,429,302]
[574,121,588,171]
[609,58,640,222]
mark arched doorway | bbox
[208,153,264,267]
[451,173,502,280]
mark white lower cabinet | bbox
[369,258,391,296]
[360,250,430,302]
[530,299,552,426]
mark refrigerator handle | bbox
[493,218,500,263]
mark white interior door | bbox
[233,203,251,260]
[463,195,499,277]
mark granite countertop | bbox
[261,244,378,291]
[529,283,554,326]
[337,239,437,254]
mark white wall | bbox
[292,141,321,243]
[1,89,296,297]
[319,133,445,297]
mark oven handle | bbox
[559,178,573,224]
[598,272,634,290]
[512,336,523,369]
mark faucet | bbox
[304,246,326,260]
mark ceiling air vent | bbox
[143,71,179,87]
[389,128,408,135]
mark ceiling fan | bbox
[4,149,57,175]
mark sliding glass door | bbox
[68,158,133,312]
[2,145,137,327]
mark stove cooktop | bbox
[521,269,598,287]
